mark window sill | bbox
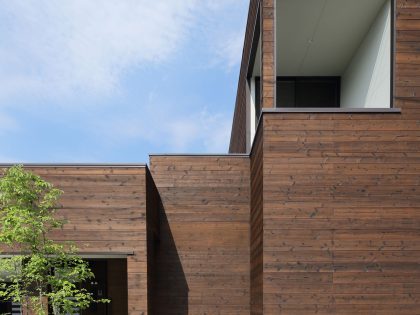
[263,108,401,114]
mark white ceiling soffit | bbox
[276,0,387,76]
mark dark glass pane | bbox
[277,80,295,108]
[0,301,10,313]
[255,77,261,121]
[296,79,339,108]
[276,77,340,108]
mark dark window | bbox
[255,77,261,121]
[276,77,340,108]
[0,301,10,314]
[277,80,295,108]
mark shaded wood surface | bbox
[8,166,150,315]
[150,156,250,315]
[250,123,264,315]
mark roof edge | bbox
[0,163,147,168]
[149,154,248,157]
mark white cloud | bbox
[167,110,231,152]
[214,30,245,70]
[193,0,247,71]
[95,107,231,153]
[0,0,246,157]
[0,0,247,103]
[0,0,197,101]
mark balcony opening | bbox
[276,0,392,109]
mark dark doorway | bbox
[0,300,11,314]
[276,77,341,108]
[0,259,128,315]
[83,260,108,315]
[83,259,128,315]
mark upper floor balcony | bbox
[243,0,395,150]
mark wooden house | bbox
[1,0,419,314]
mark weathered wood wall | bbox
[396,0,420,103]
[1,1,419,314]
[229,0,277,154]
[262,109,420,314]
[245,2,420,313]
[260,0,276,109]
[146,168,160,315]
[246,1,420,313]
[230,0,260,154]
[149,156,250,315]
[250,125,264,315]
[13,166,150,315]
[107,259,128,314]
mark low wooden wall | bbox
[15,166,150,315]
[150,156,250,315]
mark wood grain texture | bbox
[150,156,250,315]
[230,0,260,154]
[258,3,420,309]
[261,106,420,314]
[261,0,275,109]
[3,166,151,315]
[246,2,420,314]
[250,122,264,315]
[396,0,420,100]
[2,1,420,314]
[146,168,160,315]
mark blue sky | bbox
[0,0,248,163]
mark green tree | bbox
[0,165,108,315]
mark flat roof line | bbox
[149,153,248,157]
[0,252,135,258]
[0,163,147,168]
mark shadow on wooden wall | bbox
[152,210,188,314]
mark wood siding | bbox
[261,0,276,109]
[6,166,150,315]
[146,168,160,315]
[259,3,420,307]
[230,0,260,154]
[396,0,420,102]
[1,1,419,314]
[149,156,250,315]
[229,0,277,153]
[250,124,264,315]
[262,109,420,314]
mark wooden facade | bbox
[258,108,420,314]
[260,0,275,109]
[1,0,420,314]
[250,126,264,315]
[2,166,154,315]
[246,0,420,314]
[229,0,260,154]
[149,155,250,315]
